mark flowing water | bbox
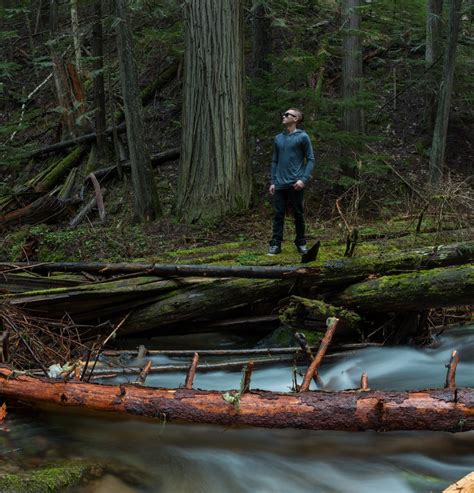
[1,325,473,492]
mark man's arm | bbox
[270,138,278,194]
[301,134,315,183]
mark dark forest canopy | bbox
[0,0,472,247]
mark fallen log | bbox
[333,264,474,313]
[0,367,472,431]
[0,193,68,227]
[2,276,206,320]
[2,240,473,283]
[120,278,293,334]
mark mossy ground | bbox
[0,192,469,268]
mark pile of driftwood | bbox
[0,240,472,431]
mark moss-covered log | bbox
[280,296,361,331]
[3,276,205,321]
[121,278,293,334]
[28,145,88,193]
[3,241,473,285]
[332,264,474,312]
[0,367,472,431]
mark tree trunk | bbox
[424,0,444,130]
[114,0,161,221]
[333,264,474,313]
[251,0,272,76]
[177,0,253,223]
[70,0,81,76]
[429,0,462,185]
[341,0,364,136]
[426,0,444,67]
[0,367,472,431]
[92,0,107,162]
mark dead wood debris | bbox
[0,302,94,371]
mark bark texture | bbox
[341,0,364,136]
[115,0,161,221]
[0,367,472,431]
[177,0,252,222]
[429,0,462,184]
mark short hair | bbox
[289,108,304,124]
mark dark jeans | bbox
[270,187,306,246]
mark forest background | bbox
[0,0,472,263]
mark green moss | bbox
[0,458,105,493]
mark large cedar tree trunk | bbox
[177,0,253,223]
[429,0,462,185]
[115,0,161,221]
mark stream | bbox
[1,324,473,492]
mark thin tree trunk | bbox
[70,0,81,76]
[341,0,364,136]
[429,0,462,185]
[424,0,444,130]
[92,0,107,162]
[177,0,252,223]
[251,0,272,76]
[114,0,161,221]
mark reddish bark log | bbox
[0,367,472,432]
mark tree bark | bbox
[341,0,364,136]
[251,0,272,76]
[114,0,161,221]
[426,0,444,67]
[429,0,462,185]
[177,0,253,222]
[424,0,444,130]
[0,367,472,431]
[92,0,107,162]
[70,0,81,76]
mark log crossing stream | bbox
[1,324,473,492]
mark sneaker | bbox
[268,245,281,256]
[296,244,308,255]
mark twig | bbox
[85,313,130,382]
[184,352,199,390]
[360,372,369,390]
[136,360,152,385]
[445,350,459,389]
[294,332,323,388]
[299,318,340,392]
[241,361,254,393]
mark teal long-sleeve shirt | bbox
[271,129,315,190]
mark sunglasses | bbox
[282,112,297,118]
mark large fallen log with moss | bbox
[332,264,474,313]
[2,241,473,283]
[0,366,471,431]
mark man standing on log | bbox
[268,108,315,255]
